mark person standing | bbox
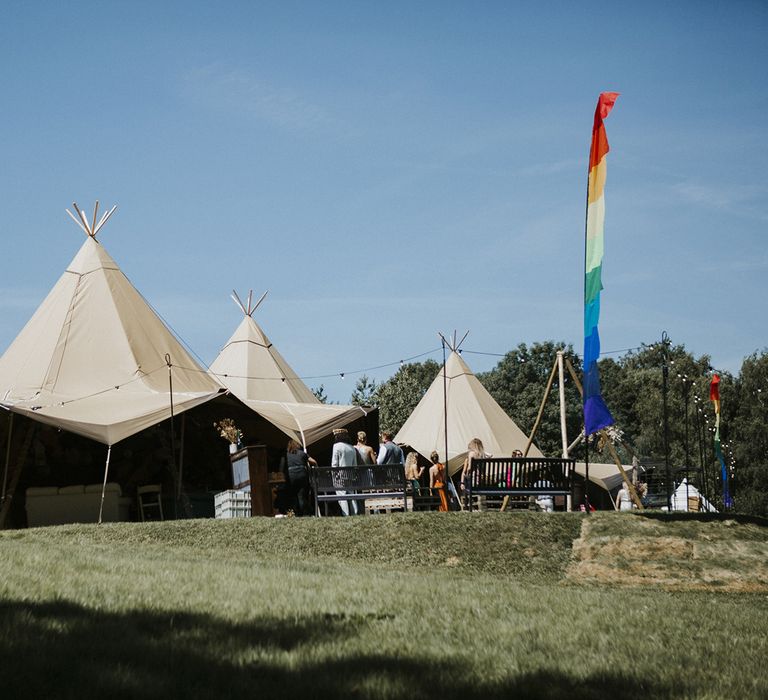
[279,438,317,516]
[616,482,633,511]
[355,430,377,492]
[428,450,449,512]
[404,452,424,488]
[460,437,488,494]
[377,431,404,465]
[355,431,377,465]
[332,428,359,515]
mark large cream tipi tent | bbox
[208,291,369,448]
[0,203,224,446]
[395,349,544,474]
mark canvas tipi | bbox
[209,291,368,447]
[395,347,544,474]
[671,478,717,512]
[0,203,224,446]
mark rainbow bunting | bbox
[709,374,733,508]
[583,92,619,435]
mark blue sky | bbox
[1,1,766,402]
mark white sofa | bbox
[25,483,130,527]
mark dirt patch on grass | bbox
[566,515,768,592]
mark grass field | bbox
[1,511,766,699]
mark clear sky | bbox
[1,1,766,403]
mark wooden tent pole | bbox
[98,445,112,525]
[92,206,117,236]
[557,351,569,456]
[66,208,90,235]
[501,355,559,512]
[91,200,100,236]
[564,357,642,509]
[603,439,644,510]
[523,356,559,457]
[556,351,572,511]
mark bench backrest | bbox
[311,464,406,494]
[469,457,574,493]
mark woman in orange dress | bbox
[428,450,449,512]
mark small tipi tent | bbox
[0,203,223,446]
[671,478,717,512]
[209,291,368,447]
[395,348,544,474]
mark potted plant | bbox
[213,418,243,453]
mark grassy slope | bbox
[1,512,767,699]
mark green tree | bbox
[478,342,583,457]
[729,350,768,517]
[372,360,441,435]
[599,341,703,461]
[598,338,724,503]
[350,374,378,407]
[311,385,329,404]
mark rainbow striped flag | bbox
[583,92,619,436]
[709,374,733,508]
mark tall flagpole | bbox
[583,153,591,512]
[583,92,620,510]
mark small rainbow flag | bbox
[709,374,733,508]
[583,92,619,435]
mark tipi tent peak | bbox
[209,293,369,447]
[438,329,469,354]
[65,200,117,240]
[231,289,269,318]
[395,348,544,475]
[0,205,223,445]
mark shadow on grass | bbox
[0,599,684,699]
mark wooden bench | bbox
[410,484,443,512]
[310,464,407,516]
[466,457,574,512]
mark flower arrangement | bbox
[596,425,625,451]
[213,418,242,445]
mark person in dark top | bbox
[279,438,317,516]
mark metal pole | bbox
[165,354,178,519]
[441,336,450,509]
[584,426,590,513]
[662,332,672,510]
[683,377,690,509]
